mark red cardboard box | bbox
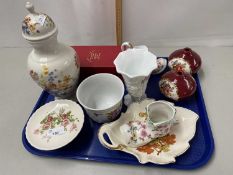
[72,46,121,79]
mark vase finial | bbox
[25,2,35,13]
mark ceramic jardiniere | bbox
[168,47,202,74]
[22,2,80,98]
[159,70,197,101]
[114,42,157,106]
[119,101,176,147]
[76,73,124,123]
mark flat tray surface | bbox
[22,66,214,170]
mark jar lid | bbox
[22,2,57,41]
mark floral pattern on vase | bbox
[29,64,77,98]
[136,134,176,155]
[34,107,79,142]
[23,2,80,99]
[22,15,55,36]
[74,53,80,70]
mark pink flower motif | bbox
[70,123,77,132]
[141,124,146,129]
[42,123,50,130]
[165,128,169,133]
[62,119,69,127]
[47,116,53,122]
[140,129,148,138]
[61,114,68,120]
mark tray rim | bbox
[22,69,215,170]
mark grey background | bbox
[1,0,233,47]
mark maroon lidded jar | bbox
[159,70,196,101]
[168,47,202,74]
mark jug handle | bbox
[121,42,133,51]
[98,124,122,150]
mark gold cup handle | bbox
[98,124,120,150]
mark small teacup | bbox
[146,101,176,138]
[76,73,124,123]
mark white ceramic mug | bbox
[76,73,124,123]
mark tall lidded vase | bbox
[114,42,157,106]
[22,2,80,99]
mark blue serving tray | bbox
[22,65,214,170]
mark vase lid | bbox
[22,2,57,41]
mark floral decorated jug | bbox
[22,2,80,98]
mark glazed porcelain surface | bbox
[120,101,176,147]
[146,101,176,135]
[98,99,199,164]
[114,42,157,105]
[23,2,80,98]
[26,100,84,150]
[22,2,57,41]
[168,47,202,74]
[153,57,167,74]
[76,73,124,123]
[159,70,197,101]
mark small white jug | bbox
[120,101,176,147]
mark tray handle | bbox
[98,124,121,150]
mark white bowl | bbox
[76,73,124,123]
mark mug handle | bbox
[121,42,133,51]
[98,124,120,150]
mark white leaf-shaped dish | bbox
[98,99,198,164]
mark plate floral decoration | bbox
[34,107,79,142]
[26,100,84,151]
